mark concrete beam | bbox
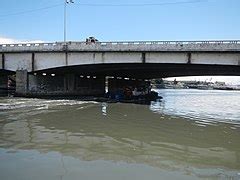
[1,49,240,75]
[34,53,66,71]
[67,52,142,66]
[146,52,188,64]
[5,53,32,71]
[191,53,240,65]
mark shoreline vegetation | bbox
[152,79,240,91]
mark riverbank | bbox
[152,79,240,90]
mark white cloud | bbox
[0,37,16,44]
[0,37,44,44]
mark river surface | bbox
[0,89,240,180]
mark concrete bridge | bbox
[0,40,240,96]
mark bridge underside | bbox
[1,63,240,97]
[34,63,240,79]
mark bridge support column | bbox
[16,70,28,96]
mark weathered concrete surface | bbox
[67,52,143,66]
[16,70,28,96]
[146,53,188,64]
[29,74,64,93]
[5,53,32,72]
[1,51,240,72]
[191,53,240,65]
[35,53,65,71]
[27,73,105,97]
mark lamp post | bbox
[64,0,74,43]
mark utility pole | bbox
[64,0,74,43]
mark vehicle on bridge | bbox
[85,37,99,44]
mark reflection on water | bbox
[152,89,240,123]
[0,89,240,180]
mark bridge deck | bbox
[1,40,240,52]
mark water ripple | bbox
[151,89,240,125]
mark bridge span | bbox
[0,40,240,96]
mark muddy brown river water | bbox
[0,89,240,180]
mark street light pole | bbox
[64,0,74,43]
[64,0,66,43]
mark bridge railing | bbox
[97,40,240,45]
[0,40,240,47]
[1,40,240,52]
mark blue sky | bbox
[0,0,240,42]
[0,0,240,84]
